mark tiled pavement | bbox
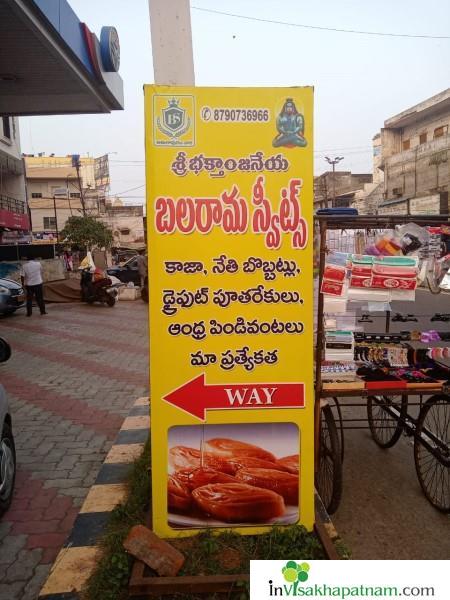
[39,397,150,599]
[0,301,149,600]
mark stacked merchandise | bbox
[355,333,450,389]
[321,331,450,391]
[325,330,353,362]
[320,360,362,390]
[319,222,450,391]
[350,256,418,292]
[321,362,358,380]
[321,252,419,305]
[320,222,450,307]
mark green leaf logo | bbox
[281,561,310,583]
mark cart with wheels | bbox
[314,214,450,515]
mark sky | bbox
[20,0,450,204]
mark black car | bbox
[0,278,26,316]
[106,256,141,286]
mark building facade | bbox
[352,134,385,214]
[25,156,106,240]
[101,201,145,249]
[25,155,97,188]
[26,160,145,248]
[0,116,29,244]
[314,171,372,209]
[376,88,450,214]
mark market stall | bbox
[314,214,450,515]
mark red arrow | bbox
[163,374,305,421]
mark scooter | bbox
[80,268,118,307]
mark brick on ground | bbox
[123,525,185,577]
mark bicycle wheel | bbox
[426,253,446,294]
[316,404,342,514]
[367,395,407,448]
[331,396,345,463]
[414,395,450,513]
[427,272,442,294]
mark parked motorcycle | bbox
[80,268,118,307]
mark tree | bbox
[60,216,113,250]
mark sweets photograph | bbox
[167,423,300,528]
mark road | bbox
[333,289,450,559]
[0,301,148,600]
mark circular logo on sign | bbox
[100,26,120,72]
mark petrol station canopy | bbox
[0,0,124,116]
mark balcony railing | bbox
[0,194,26,214]
[383,134,450,168]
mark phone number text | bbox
[201,106,270,123]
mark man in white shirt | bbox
[21,258,47,316]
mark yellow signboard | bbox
[145,85,314,537]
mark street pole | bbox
[75,160,86,216]
[325,156,344,208]
[148,0,195,85]
[52,194,59,241]
[332,162,336,207]
[67,176,73,216]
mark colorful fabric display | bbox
[365,233,402,257]
[421,330,442,343]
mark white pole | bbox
[148,0,195,85]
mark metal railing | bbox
[0,194,26,214]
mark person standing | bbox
[135,249,147,288]
[21,257,47,316]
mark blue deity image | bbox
[272,98,307,148]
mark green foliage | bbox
[174,525,325,580]
[334,538,352,559]
[60,215,113,249]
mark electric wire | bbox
[107,183,145,195]
[191,6,450,40]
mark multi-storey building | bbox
[314,171,372,210]
[25,155,106,240]
[375,89,450,215]
[0,116,29,245]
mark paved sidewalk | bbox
[0,301,149,599]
